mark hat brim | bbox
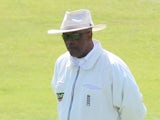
[48,24,106,34]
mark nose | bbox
[65,39,75,48]
[65,39,74,45]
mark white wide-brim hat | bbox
[48,9,106,34]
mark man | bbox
[48,9,146,120]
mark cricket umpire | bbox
[49,9,147,120]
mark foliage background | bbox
[0,0,160,119]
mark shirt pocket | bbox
[82,83,102,107]
[80,83,104,119]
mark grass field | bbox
[0,0,160,119]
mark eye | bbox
[71,33,81,40]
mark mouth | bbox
[67,46,80,56]
[67,44,77,51]
[68,46,78,52]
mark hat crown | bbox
[60,9,94,30]
[48,9,106,34]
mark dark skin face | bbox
[62,28,94,58]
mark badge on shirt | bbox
[86,94,91,106]
[56,92,64,102]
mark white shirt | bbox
[52,40,147,120]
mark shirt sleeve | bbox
[51,59,59,92]
[111,59,147,120]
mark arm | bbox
[112,61,147,120]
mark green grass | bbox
[0,0,160,119]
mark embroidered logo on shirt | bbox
[56,93,64,102]
[86,94,91,106]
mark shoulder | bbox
[106,50,129,69]
[55,52,70,67]
[100,50,126,65]
[102,50,132,76]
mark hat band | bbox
[61,23,93,30]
